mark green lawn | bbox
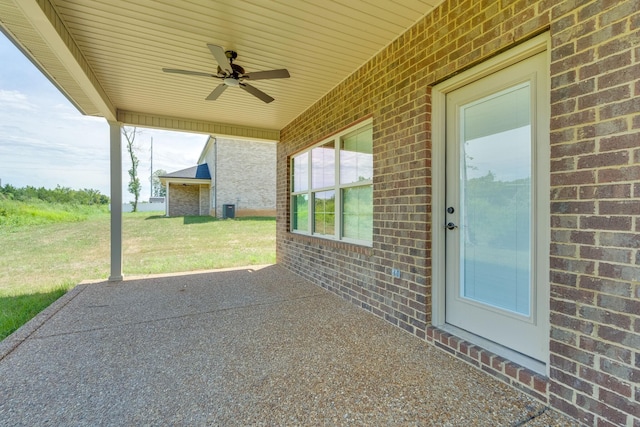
[0,211,276,339]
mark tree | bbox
[152,169,167,197]
[123,127,142,212]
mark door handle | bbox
[445,222,458,230]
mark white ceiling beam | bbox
[12,0,116,120]
[117,110,280,142]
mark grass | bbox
[0,198,107,228]
[0,209,276,340]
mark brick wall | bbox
[199,184,210,215]
[277,0,639,425]
[168,184,200,216]
[547,2,640,425]
[203,138,277,217]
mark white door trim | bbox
[431,33,550,374]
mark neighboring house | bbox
[159,164,211,217]
[160,136,276,218]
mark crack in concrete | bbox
[511,406,550,426]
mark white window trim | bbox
[290,118,373,246]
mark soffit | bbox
[2,0,444,137]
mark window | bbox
[290,120,373,245]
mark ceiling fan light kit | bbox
[162,44,290,103]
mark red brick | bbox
[579,307,632,331]
[599,388,640,417]
[551,157,576,172]
[550,340,595,366]
[598,64,640,90]
[576,394,628,426]
[579,276,632,298]
[579,50,631,80]
[550,381,574,401]
[550,140,595,158]
[518,368,534,386]
[599,200,640,215]
[598,294,640,316]
[550,395,595,426]
[599,263,640,282]
[579,365,633,398]
[551,368,594,395]
[599,231,640,248]
[578,85,631,110]
[597,325,640,349]
[579,184,631,199]
[600,97,640,120]
[581,215,632,231]
[550,353,577,374]
[551,312,594,336]
[598,165,640,183]
[580,245,632,263]
[505,362,519,379]
[552,284,595,304]
[550,201,596,214]
[550,109,596,131]
[578,151,629,169]
[600,359,640,384]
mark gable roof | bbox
[160,164,211,180]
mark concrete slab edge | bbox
[0,283,90,361]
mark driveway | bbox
[0,265,577,426]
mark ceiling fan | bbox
[162,44,290,103]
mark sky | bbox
[0,33,207,202]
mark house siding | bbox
[277,1,639,426]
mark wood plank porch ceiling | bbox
[0,0,444,139]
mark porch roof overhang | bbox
[0,0,445,139]
[162,178,211,186]
[0,0,445,281]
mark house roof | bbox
[160,164,211,181]
[0,0,444,139]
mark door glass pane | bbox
[460,83,531,316]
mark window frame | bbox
[290,119,373,246]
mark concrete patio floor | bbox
[0,265,579,426]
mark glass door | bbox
[444,51,548,362]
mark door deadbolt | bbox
[447,207,455,214]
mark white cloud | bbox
[0,34,207,201]
[0,89,36,111]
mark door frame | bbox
[431,33,550,374]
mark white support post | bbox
[109,121,123,281]
[165,183,170,217]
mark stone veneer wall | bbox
[277,1,639,425]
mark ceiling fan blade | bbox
[207,44,231,75]
[162,68,218,78]
[206,84,228,101]
[243,69,290,80]
[240,83,274,103]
